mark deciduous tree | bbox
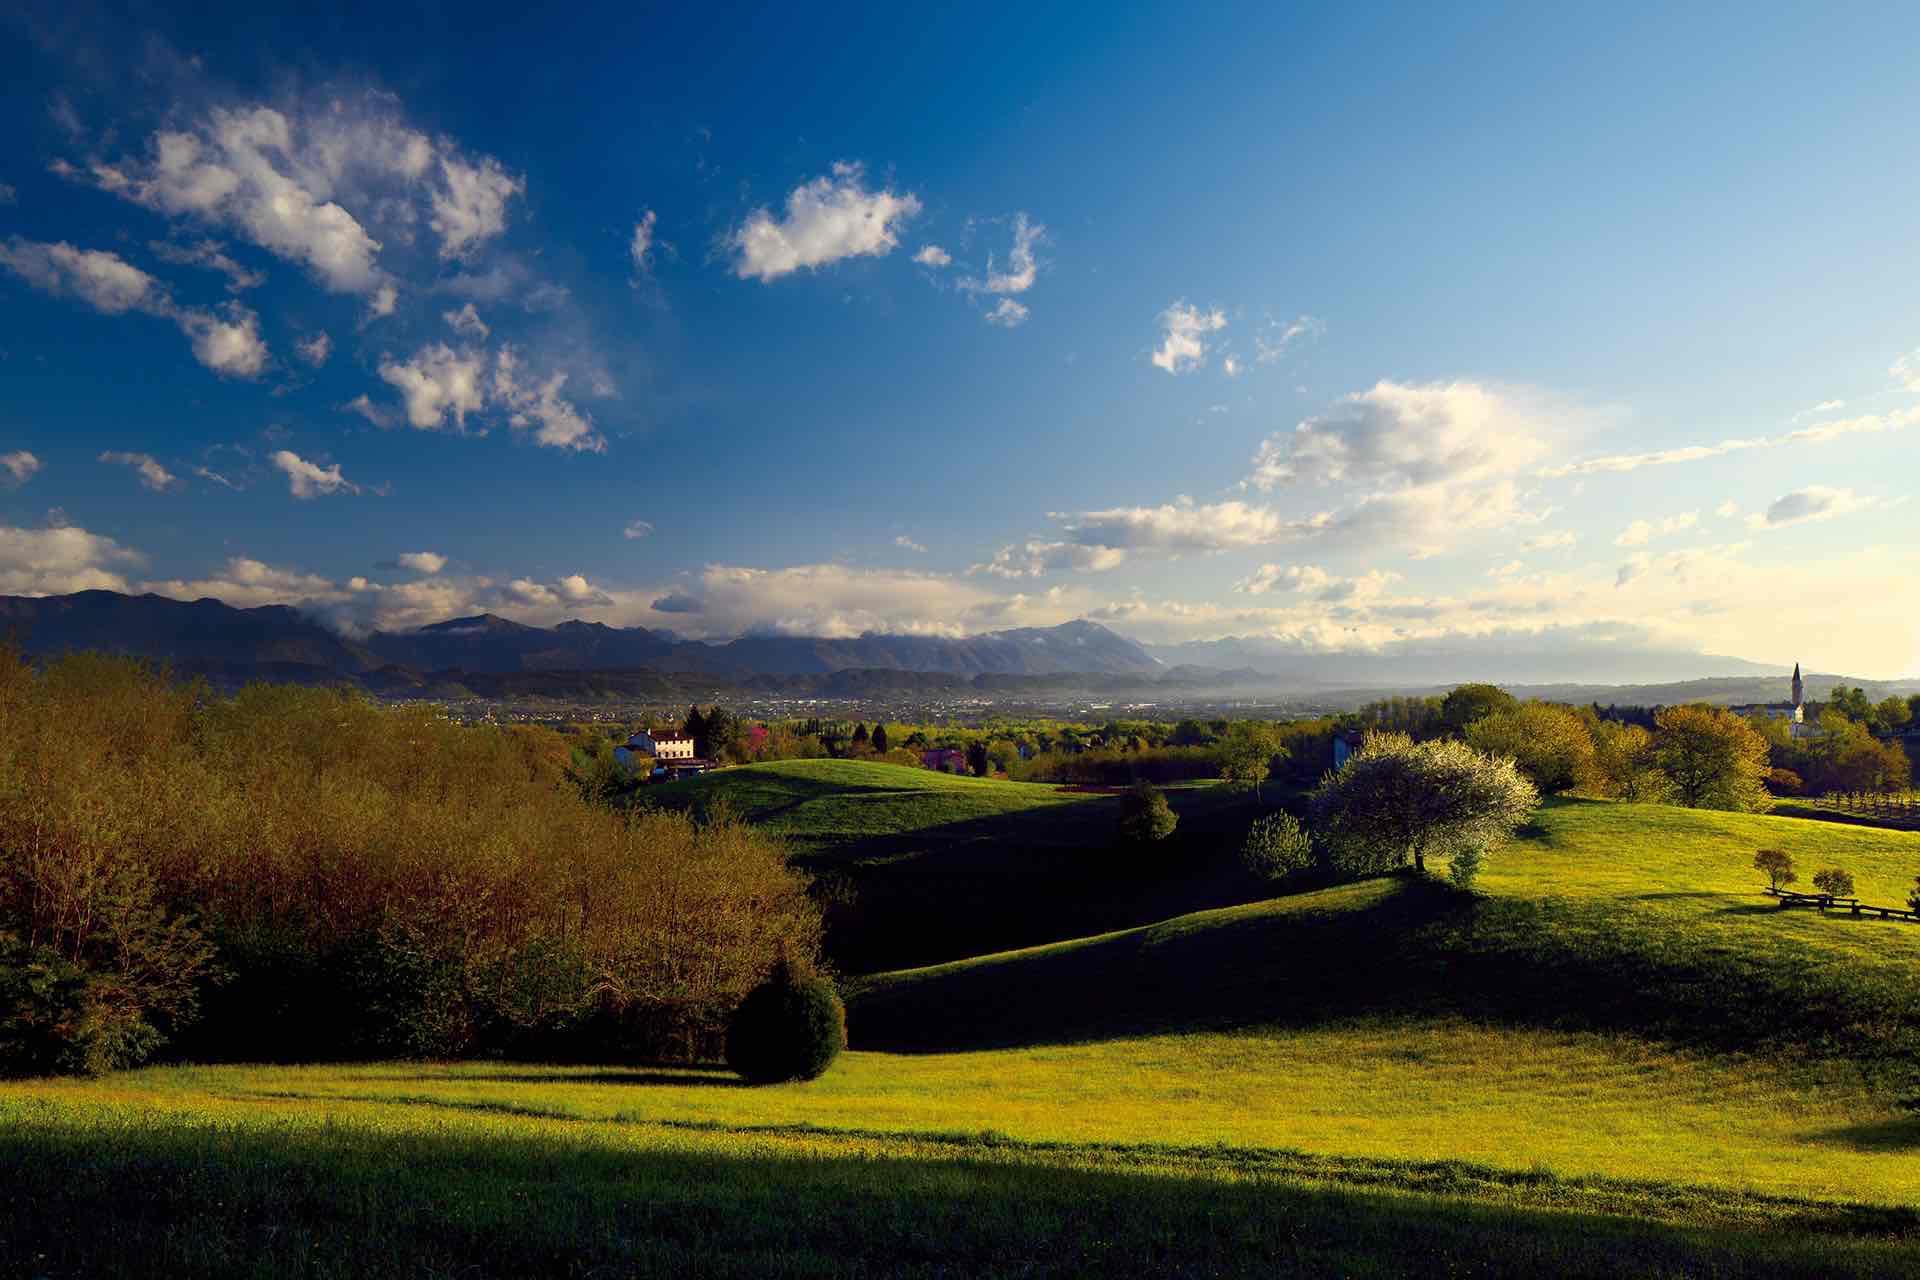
[1653,705,1771,812]
[1309,732,1538,879]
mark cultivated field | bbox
[6,763,1920,1276]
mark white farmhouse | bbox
[629,729,696,760]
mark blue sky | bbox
[2,0,1916,676]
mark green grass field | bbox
[7,775,1920,1276]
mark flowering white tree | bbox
[1310,732,1538,883]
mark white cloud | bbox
[1250,381,1552,491]
[147,238,265,291]
[492,347,603,452]
[367,283,399,318]
[1150,301,1226,374]
[1059,499,1331,556]
[1255,314,1324,363]
[1891,350,1920,392]
[1747,485,1887,530]
[395,550,447,574]
[0,452,41,486]
[143,556,349,609]
[1614,511,1698,547]
[913,244,951,268]
[178,303,269,377]
[295,331,332,366]
[971,540,1129,578]
[271,449,359,499]
[629,210,656,273]
[430,153,523,260]
[730,162,921,281]
[443,302,489,339]
[894,534,928,553]
[1522,531,1577,551]
[343,393,399,428]
[985,298,1029,327]
[960,213,1041,295]
[98,451,179,492]
[1487,560,1524,579]
[0,238,268,377]
[0,522,142,595]
[1715,499,1740,519]
[378,343,488,430]
[1545,405,1920,478]
[1234,564,1400,600]
[76,97,524,295]
[1222,356,1242,377]
[0,237,163,313]
[623,519,654,540]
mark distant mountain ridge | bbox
[0,591,1163,680]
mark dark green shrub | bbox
[1117,782,1178,846]
[1242,812,1313,882]
[1811,867,1855,900]
[726,957,846,1083]
[0,935,161,1077]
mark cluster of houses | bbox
[612,729,712,781]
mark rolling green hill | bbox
[650,760,1270,972]
[10,784,1920,1274]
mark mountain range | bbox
[2,591,1908,704]
[0,591,1164,683]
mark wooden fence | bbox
[1764,886,1920,923]
[1818,791,1920,819]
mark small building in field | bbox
[921,748,967,774]
[630,729,697,760]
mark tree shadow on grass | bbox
[352,1070,751,1089]
[3,1109,1916,1279]
[1805,1116,1920,1153]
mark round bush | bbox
[1241,812,1313,882]
[725,958,846,1084]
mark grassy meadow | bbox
[7,760,1920,1275]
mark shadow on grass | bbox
[847,878,1920,1097]
[1806,1117,1920,1153]
[3,1109,1916,1279]
[346,1069,751,1089]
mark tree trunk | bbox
[1411,841,1425,874]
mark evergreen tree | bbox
[852,722,869,747]
[870,723,889,754]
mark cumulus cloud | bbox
[1255,314,1324,363]
[1234,563,1401,600]
[366,283,399,318]
[1150,301,1226,374]
[0,237,269,377]
[960,213,1041,296]
[271,449,359,499]
[629,210,656,273]
[1522,531,1577,551]
[730,162,921,281]
[147,238,265,291]
[971,540,1129,578]
[1715,500,1740,519]
[98,451,179,492]
[73,96,523,295]
[1614,511,1698,547]
[1250,381,1551,491]
[1891,350,1920,392]
[371,343,600,451]
[0,522,142,595]
[1222,356,1242,377]
[651,592,703,613]
[985,298,1029,327]
[912,244,951,268]
[1747,485,1887,530]
[894,534,928,553]
[178,303,269,377]
[342,393,399,428]
[142,555,349,609]
[623,519,654,540]
[1,452,41,487]
[395,551,446,574]
[1059,499,1331,556]
[295,331,332,366]
[378,343,488,430]
[443,302,490,340]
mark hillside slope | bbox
[650,760,1268,972]
[848,800,1920,1091]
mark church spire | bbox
[1791,662,1804,722]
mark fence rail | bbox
[1764,886,1920,923]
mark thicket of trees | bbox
[0,653,821,1077]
